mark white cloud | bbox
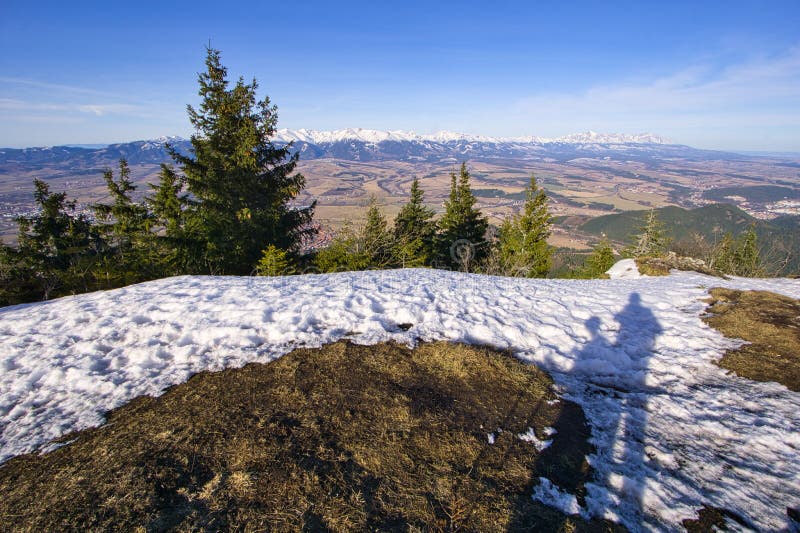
[508,47,800,148]
[76,104,144,116]
[0,77,119,98]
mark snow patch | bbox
[532,477,583,516]
[517,427,553,451]
[606,259,642,279]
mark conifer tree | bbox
[92,159,154,284]
[256,244,295,276]
[494,174,552,277]
[12,180,100,299]
[437,163,488,271]
[315,199,394,273]
[169,47,315,274]
[147,164,195,274]
[732,226,764,276]
[710,232,736,273]
[625,209,670,258]
[94,160,150,242]
[314,221,371,273]
[393,177,436,267]
[580,237,616,278]
[148,164,187,239]
[362,198,394,267]
[711,226,764,276]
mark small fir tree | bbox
[580,237,616,278]
[314,221,371,273]
[711,226,764,277]
[315,199,395,272]
[436,163,488,271]
[625,210,670,258]
[494,174,552,277]
[393,177,436,267]
[732,226,764,276]
[147,164,187,239]
[362,198,394,267]
[146,164,196,274]
[710,232,735,273]
[256,245,295,276]
[92,159,154,285]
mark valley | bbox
[1,131,799,249]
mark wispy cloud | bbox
[509,47,800,143]
[76,103,145,116]
[0,98,67,112]
[0,98,149,118]
[0,77,120,98]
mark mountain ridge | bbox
[270,128,673,146]
[1,129,747,167]
[1,129,674,152]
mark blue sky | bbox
[1,0,799,150]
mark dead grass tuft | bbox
[703,288,800,391]
[636,254,722,277]
[0,340,620,531]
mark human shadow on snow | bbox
[507,292,662,532]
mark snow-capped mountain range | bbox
[2,128,741,168]
[271,128,672,146]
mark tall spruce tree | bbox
[437,163,488,271]
[170,47,315,274]
[393,177,436,267]
[494,174,552,277]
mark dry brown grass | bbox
[704,288,800,391]
[634,257,671,276]
[635,255,721,277]
[681,505,750,532]
[0,340,620,532]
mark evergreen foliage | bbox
[314,222,371,273]
[168,47,315,274]
[710,226,765,276]
[92,159,155,286]
[2,180,100,303]
[436,163,488,271]
[146,164,195,274]
[362,199,395,267]
[256,245,295,276]
[625,209,671,258]
[579,237,616,278]
[0,47,315,305]
[492,174,552,277]
[147,164,187,240]
[393,178,436,267]
[315,199,395,272]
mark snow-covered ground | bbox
[1,266,799,531]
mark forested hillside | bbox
[577,204,800,274]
